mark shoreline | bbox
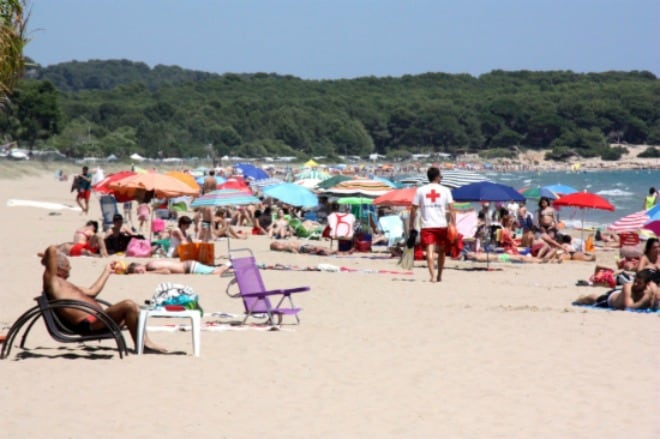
[0,145,658,179]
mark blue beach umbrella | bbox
[452,181,525,202]
[234,163,269,181]
[263,183,319,208]
[190,189,260,208]
[543,184,578,196]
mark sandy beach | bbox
[0,167,658,439]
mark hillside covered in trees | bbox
[2,59,659,161]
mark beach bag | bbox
[589,266,616,288]
[125,237,152,257]
[153,283,203,315]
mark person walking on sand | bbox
[409,166,455,283]
[40,245,168,353]
[75,166,93,214]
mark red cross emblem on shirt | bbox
[425,189,440,203]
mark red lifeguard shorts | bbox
[420,227,448,248]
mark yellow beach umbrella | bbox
[166,170,200,191]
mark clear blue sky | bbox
[25,0,660,79]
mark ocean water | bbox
[485,169,659,229]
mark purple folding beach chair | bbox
[226,248,310,325]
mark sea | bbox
[486,168,659,230]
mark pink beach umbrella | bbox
[607,210,649,233]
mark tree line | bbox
[1,59,659,162]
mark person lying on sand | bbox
[270,240,337,256]
[41,245,168,353]
[553,235,597,262]
[464,251,559,264]
[55,220,109,257]
[123,259,231,276]
[573,269,659,310]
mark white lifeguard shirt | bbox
[413,183,453,228]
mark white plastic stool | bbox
[136,307,201,356]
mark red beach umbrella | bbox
[553,192,615,211]
[92,171,137,202]
[218,177,252,194]
[553,192,615,250]
[373,187,417,207]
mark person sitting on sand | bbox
[573,269,659,310]
[104,214,142,255]
[213,208,248,240]
[268,208,292,239]
[637,238,660,271]
[124,259,231,276]
[41,245,167,353]
[270,240,337,256]
[56,220,109,257]
[167,215,195,258]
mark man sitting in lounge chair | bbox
[41,245,167,353]
[124,259,231,276]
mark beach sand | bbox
[0,168,658,439]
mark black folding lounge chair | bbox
[0,292,129,359]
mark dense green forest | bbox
[1,59,659,162]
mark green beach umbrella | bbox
[336,196,373,205]
[316,175,352,190]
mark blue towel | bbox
[572,303,660,314]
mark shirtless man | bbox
[196,170,219,242]
[126,259,230,275]
[574,269,659,310]
[41,245,167,353]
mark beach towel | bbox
[572,303,660,314]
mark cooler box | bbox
[178,242,215,266]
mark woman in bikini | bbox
[537,197,558,234]
[56,220,109,257]
[213,208,248,240]
[167,215,195,258]
[268,209,292,239]
[637,238,660,271]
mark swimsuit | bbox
[188,261,216,275]
[201,221,212,229]
[69,242,99,256]
[71,314,98,334]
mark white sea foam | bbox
[597,189,634,197]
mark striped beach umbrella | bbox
[295,169,330,181]
[607,210,649,233]
[440,170,488,189]
[190,189,260,208]
[323,179,392,197]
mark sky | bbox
[24,0,660,80]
